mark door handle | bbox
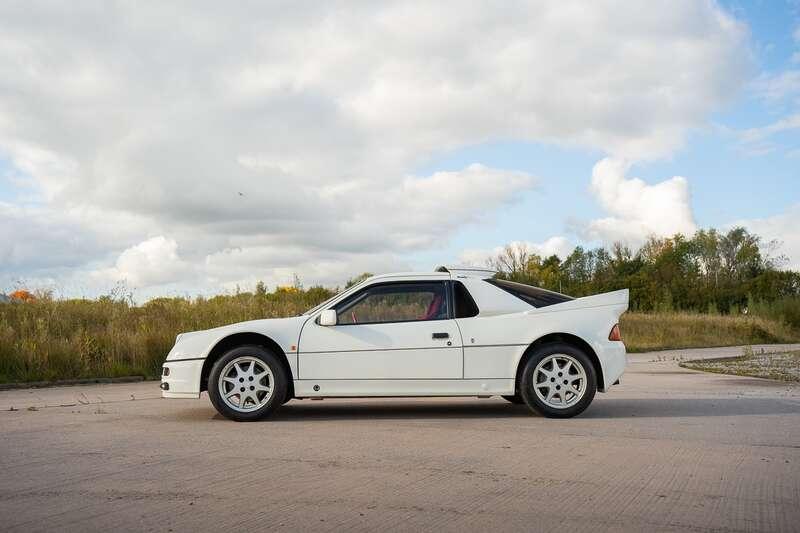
[432,332,449,339]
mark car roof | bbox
[364,266,496,283]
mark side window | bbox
[453,281,479,318]
[336,282,449,325]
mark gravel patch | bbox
[680,348,800,382]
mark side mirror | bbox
[319,309,337,326]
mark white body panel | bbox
[161,270,628,399]
[161,359,204,398]
[453,278,628,389]
[297,319,462,379]
[162,317,306,398]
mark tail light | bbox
[608,324,622,341]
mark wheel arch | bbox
[201,332,294,400]
[514,333,604,393]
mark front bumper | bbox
[161,359,204,399]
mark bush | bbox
[750,296,800,330]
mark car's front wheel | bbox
[519,343,596,418]
[208,345,287,422]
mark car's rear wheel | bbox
[208,345,287,422]
[519,343,596,418]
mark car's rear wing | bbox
[526,288,629,315]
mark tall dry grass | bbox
[620,311,798,352]
[0,287,333,383]
[1,287,798,383]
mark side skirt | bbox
[294,378,515,398]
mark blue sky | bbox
[408,0,800,271]
[0,1,799,297]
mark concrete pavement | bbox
[1,345,799,532]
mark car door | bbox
[298,280,463,379]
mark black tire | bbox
[501,394,525,404]
[519,342,596,418]
[208,345,288,422]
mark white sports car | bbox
[161,266,629,421]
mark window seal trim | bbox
[452,279,480,318]
[330,280,452,326]
[446,280,455,320]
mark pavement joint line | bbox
[0,376,158,391]
[2,395,164,412]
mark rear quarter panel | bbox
[458,304,626,390]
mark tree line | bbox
[489,227,800,315]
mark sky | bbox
[0,0,799,299]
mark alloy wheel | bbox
[217,356,274,412]
[532,353,587,409]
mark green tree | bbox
[487,226,799,315]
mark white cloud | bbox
[477,157,700,257]
[346,164,536,250]
[745,67,800,155]
[740,113,800,143]
[204,246,402,293]
[459,237,574,267]
[736,204,800,270]
[0,203,99,274]
[755,70,800,103]
[736,112,800,155]
[0,1,750,294]
[94,236,190,288]
[581,157,697,245]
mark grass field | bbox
[0,288,332,384]
[1,288,798,384]
[620,312,798,352]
